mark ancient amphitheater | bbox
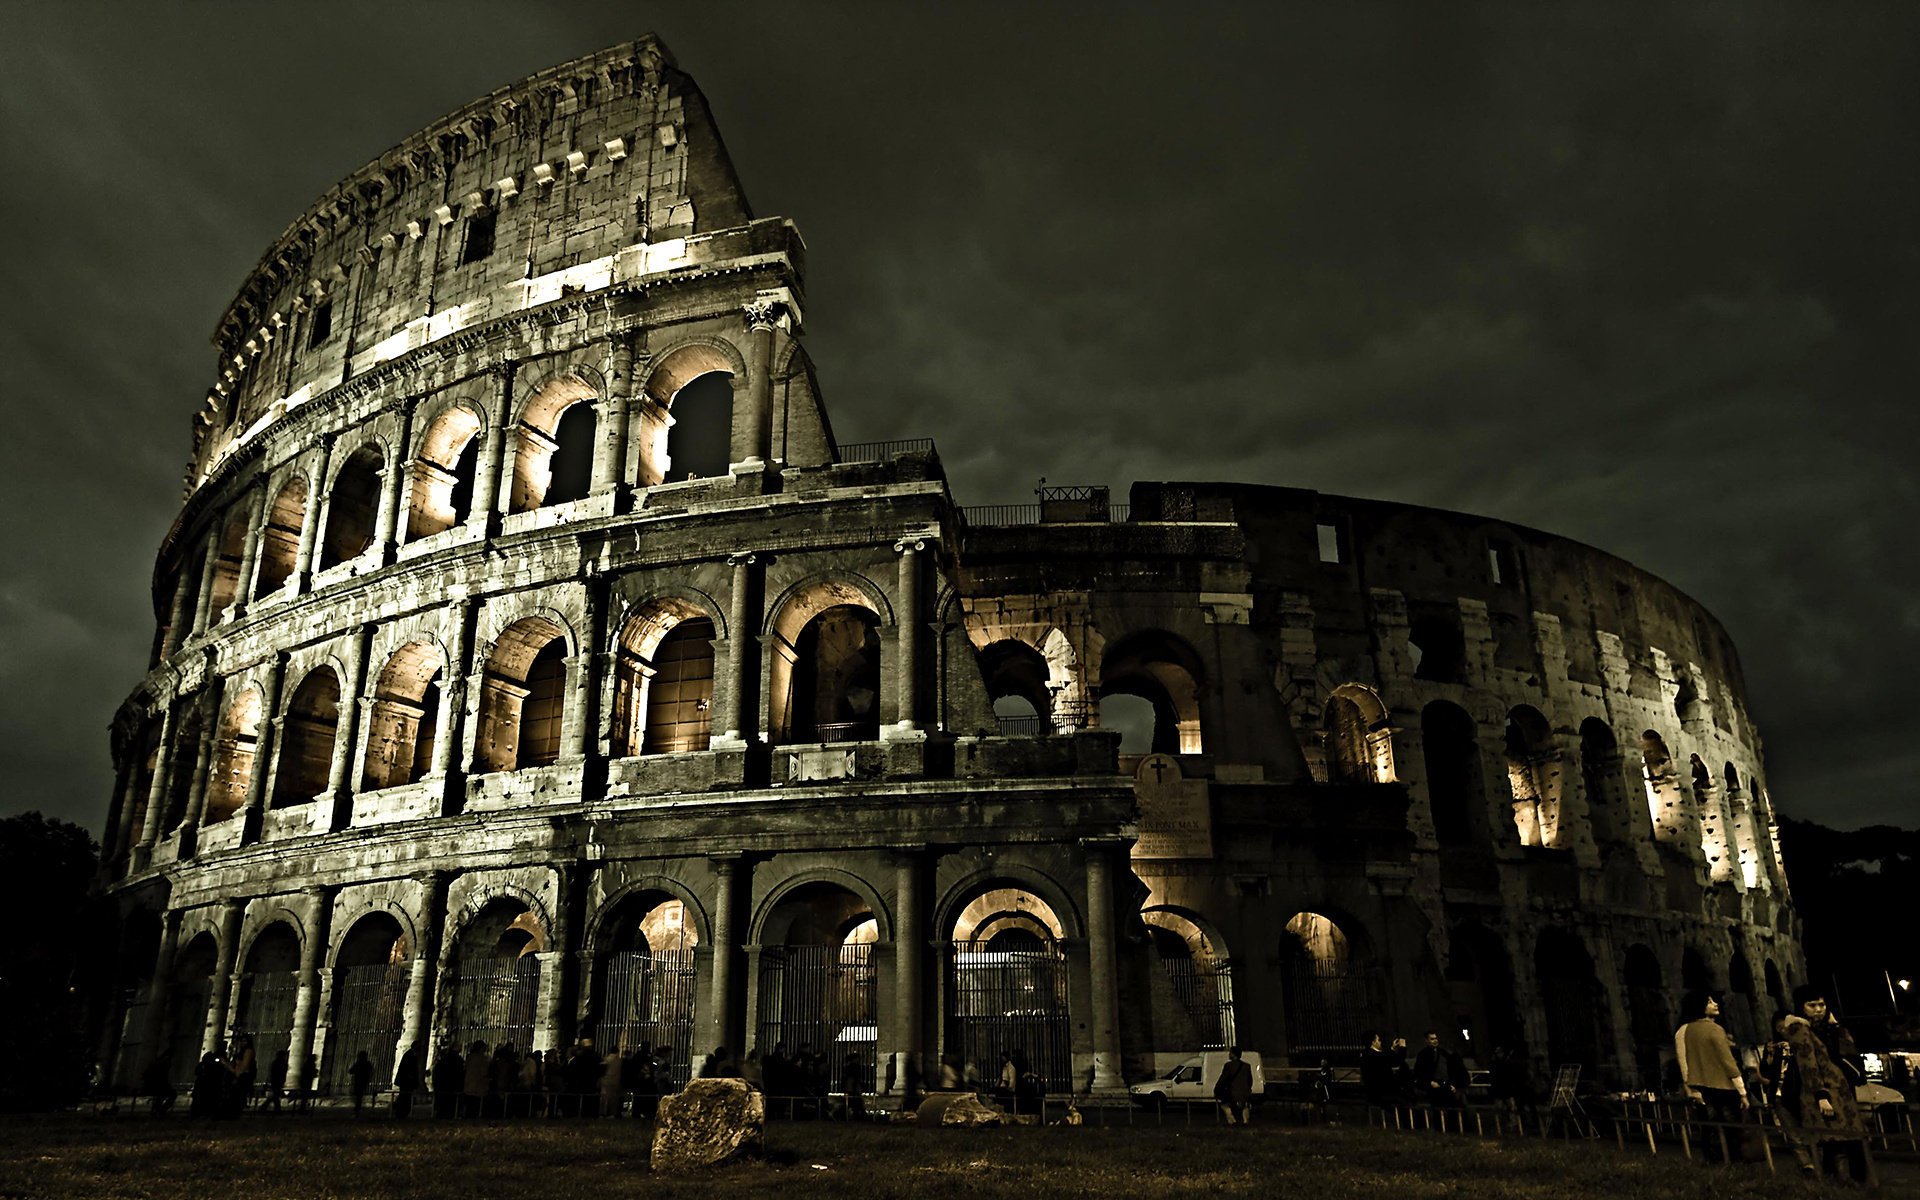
[94,36,1804,1101]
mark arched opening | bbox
[326,914,409,1095]
[1726,951,1759,1047]
[1097,693,1157,753]
[204,688,262,824]
[161,705,205,832]
[444,899,543,1056]
[205,509,250,618]
[1764,959,1785,1011]
[1279,912,1380,1058]
[234,923,301,1084]
[792,606,881,744]
[756,883,880,1098]
[405,405,482,541]
[474,617,568,773]
[639,349,737,485]
[1408,612,1466,683]
[165,932,218,1090]
[361,642,443,791]
[1142,909,1236,1049]
[947,884,1071,1093]
[590,891,698,1089]
[1504,705,1559,847]
[980,640,1052,736]
[1681,945,1714,993]
[1579,719,1627,844]
[1534,929,1603,1071]
[1623,944,1669,1090]
[1444,922,1521,1060]
[1640,731,1676,835]
[320,444,383,570]
[253,476,307,598]
[610,604,716,758]
[122,725,160,863]
[273,667,340,807]
[509,377,597,513]
[1324,684,1394,784]
[167,546,206,648]
[1422,701,1483,845]
[1099,631,1206,755]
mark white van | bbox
[1128,1051,1266,1109]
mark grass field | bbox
[0,1113,1905,1199]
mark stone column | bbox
[891,539,926,734]
[138,907,183,1080]
[716,553,758,745]
[189,532,222,634]
[374,403,416,565]
[240,654,286,844]
[202,898,246,1057]
[399,871,449,1065]
[178,688,223,859]
[233,485,270,617]
[892,849,925,1086]
[287,885,337,1089]
[292,441,331,593]
[734,300,779,467]
[103,755,135,870]
[436,601,474,814]
[708,857,741,1053]
[563,581,605,763]
[159,559,196,661]
[469,363,515,537]
[1082,841,1124,1091]
[539,862,585,1053]
[131,703,176,871]
[327,624,374,831]
[591,336,633,500]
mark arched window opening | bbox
[758,883,881,1098]
[206,510,250,619]
[122,725,161,862]
[1445,923,1522,1057]
[1097,693,1157,753]
[253,477,307,598]
[161,705,206,831]
[610,603,716,758]
[326,915,409,1095]
[593,892,699,1089]
[474,617,568,773]
[947,884,1071,1094]
[1422,701,1482,845]
[1534,930,1603,1071]
[1324,684,1393,784]
[1278,912,1380,1057]
[1503,705,1558,847]
[234,923,301,1085]
[1143,909,1236,1049]
[980,640,1052,736]
[639,351,736,486]
[361,642,444,792]
[320,445,383,570]
[164,933,219,1090]
[1579,718,1630,845]
[204,688,262,824]
[405,406,482,541]
[274,667,340,807]
[1681,946,1713,993]
[1623,944,1669,1090]
[1640,731,1676,836]
[445,900,543,1056]
[1099,631,1206,755]
[792,605,881,744]
[1408,612,1466,683]
[509,377,598,514]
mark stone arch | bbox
[326,896,421,971]
[1622,943,1669,1089]
[1423,700,1484,845]
[934,863,1084,943]
[1142,904,1239,1049]
[204,684,263,824]
[1640,730,1680,838]
[752,869,893,945]
[324,909,412,1091]
[638,338,744,485]
[609,592,724,758]
[942,875,1077,1091]
[979,639,1052,734]
[160,699,209,831]
[440,889,547,1054]
[253,473,308,597]
[1534,928,1605,1070]
[765,572,891,745]
[164,929,220,1083]
[319,439,387,570]
[406,397,486,540]
[1444,920,1522,1058]
[586,875,713,952]
[361,639,448,791]
[440,882,554,967]
[205,505,252,617]
[585,881,703,1081]
[273,664,340,807]
[1277,908,1383,1055]
[1097,629,1207,755]
[508,367,602,513]
[1504,705,1561,847]
[1324,682,1394,784]
[474,612,574,773]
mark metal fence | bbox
[836,438,936,463]
[163,979,212,1089]
[598,950,698,1090]
[233,970,298,1086]
[962,504,1132,527]
[756,945,878,1093]
[1279,959,1379,1057]
[444,957,540,1055]
[1160,958,1237,1049]
[325,963,409,1093]
[948,940,1073,1094]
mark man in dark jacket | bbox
[1413,1031,1468,1106]
[1214,1046,1254,1125]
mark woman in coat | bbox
[1779,1011,1875,1184]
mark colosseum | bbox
[93,36,1804,1103]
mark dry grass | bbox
[0,1113,1886,1199]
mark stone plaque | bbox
[790,748,856,783]
[1132,753,1212,859]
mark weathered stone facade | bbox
[94,37,1802,1101]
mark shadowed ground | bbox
[4,1116,1912,1199]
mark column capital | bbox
[892,537,931,556]
[742,297,784,332]
[726,550,759,568]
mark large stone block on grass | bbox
[915,1091,1003,1127]
[651,1078,765,1171]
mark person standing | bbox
[1214,1046,1254,1125]
[1789,986,1877,1185]
[1360,1032,1400,1109]
[1759,1011,1817,1175]
[461,1040,490,1118]
[432,1043,462,1118]
[392,1047,421,1118]
[263,1049,288,1113]
[1676,991,1748,1161]
[347,1050,375,1116]
[1413,1031,1467,1107]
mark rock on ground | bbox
[651,1078,766,1171]
[914,1091,1004,1127]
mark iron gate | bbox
[1279,958,1379,1056]
[598,950,697,1089]
[756,944,877,1093]
[233,970,298,1088]
[445,956,540,1054]
[947,940,1072,1093]
[115,988,149,1089]
[1540,973,1601,1070]
[325,962,410,1093]
[1160,958,1238,1049]
[164,978,213,1089]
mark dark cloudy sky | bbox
[3,2,1916,834]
